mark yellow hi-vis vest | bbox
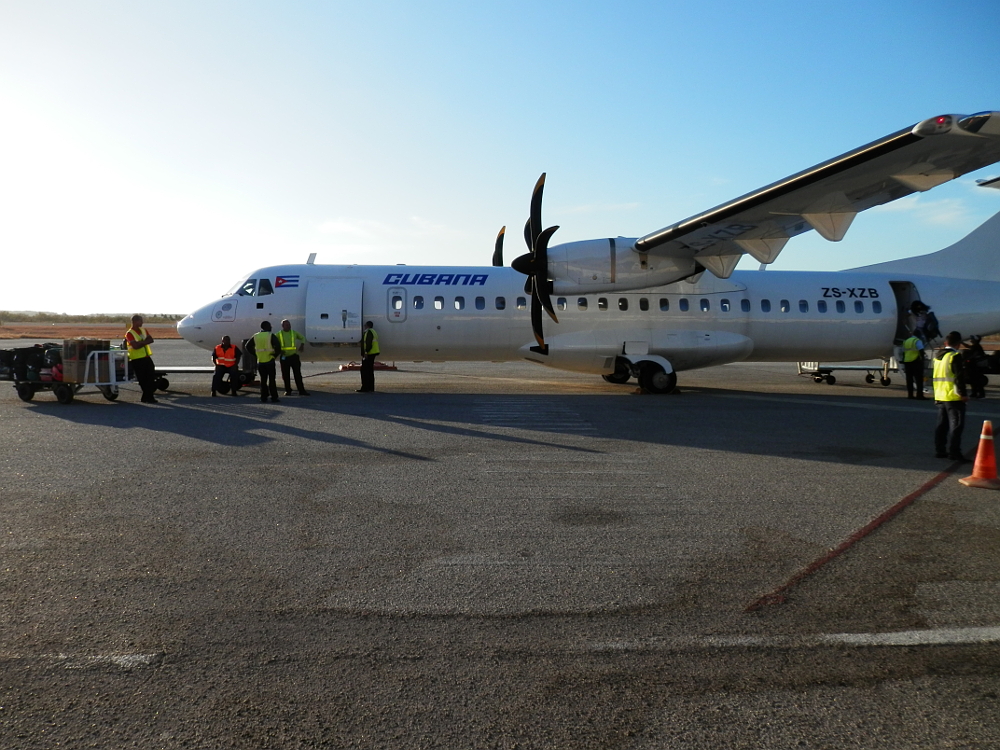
[364,328,379,356]
[126,327,151,360]
[253,331,277,364]
[278,329,302,356]
[932,350,962,401]
[902,336,922,363]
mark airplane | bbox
[178,111,1000,394]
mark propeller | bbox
[492,226,505,266]
[511,173,559,352]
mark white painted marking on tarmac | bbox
[587,626,1000,653]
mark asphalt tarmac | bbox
[4,339,1000,748]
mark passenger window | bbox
[557,297,568,311]
[257,278,274,296]
[679,298,689,312]
[836,300,846,313]
[434,296,444,310]
[855,301,864,313]
[578,297,588,310]
[873,300,882,314]
[799,300,809,313]
[761,299,771,313]
[454,296,465,310]
[598,298,608,311]
[392,295,403,310]
[741,299,750,312]
[618,298,628,311]
[516,297,527,310]
[780,299,790,313]
[475,297,485,310]
[413,295,424,310]
[639,298,649,311]
[495,297,506,310]
[659,298,670,312]
[817,300,827,313]
[700,298,710,312]
[720,299,731,312]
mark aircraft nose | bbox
[176,304,215,347]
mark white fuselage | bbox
[176,263,1000,376]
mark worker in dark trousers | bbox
[211,335,242,397]
[125,314,158,404]
[278,319,309,396]
[900,333,926,399]
[358,320,379,393]
[246,320,281,403]
[933,331,969,462]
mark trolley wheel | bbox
[100,386,119,401]
[880,377,892,386]
[813,376,823,383]
[865,373,875,384]
[825,375,837,385]
[54,384,74,404]
[156,376,170,391]
[16,382,35,402]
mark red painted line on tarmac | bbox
[744,463,959,612]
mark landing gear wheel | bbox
[16,383,35,402]
[602,363,631,385]
[880,377,891,386]
[825,375,836,385]
[54,384,74,404]
[638,363,677,394]
[100,386,119,401]
[865,373,875,384]
[156,376,170,391]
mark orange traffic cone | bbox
[959,420,1000,490]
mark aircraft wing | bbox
[634,112,1000,279]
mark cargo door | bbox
[305,279,363,343]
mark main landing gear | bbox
[603,357,678,394]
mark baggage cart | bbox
[6,340,129,404]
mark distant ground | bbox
[0,323,181,341]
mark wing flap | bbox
[635,112,1000,269]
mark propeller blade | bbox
[535,225,559,322]
[492,226,505,267]
[529,173,546,248]
[530,287,545,347]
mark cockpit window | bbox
[257,278,274,296]
[228,278,257,297]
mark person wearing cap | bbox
[932,331,970,462]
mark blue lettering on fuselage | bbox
[383,272,488,286]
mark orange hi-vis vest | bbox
[214,344,237,367]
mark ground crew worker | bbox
[278,319,309,396]
[932,331,969,462]
[358,320,379,393]
[246,320,281,403]
[211,335,242,397]
[901,333,926,400]
[125,314,158,404]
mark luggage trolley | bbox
[6,339,130,404]
[797,356,898,386]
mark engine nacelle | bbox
[547,238,698,294]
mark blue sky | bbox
[1,0,998,314]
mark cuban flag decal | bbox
[275,275,300,289]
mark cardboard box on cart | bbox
[61,339,112,383]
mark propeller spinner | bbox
[511,173,559,353]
